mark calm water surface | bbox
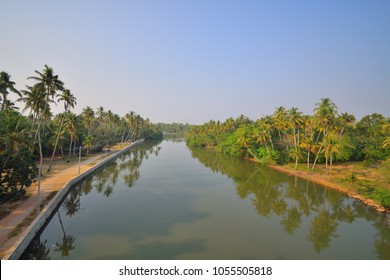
[22,140,390,259]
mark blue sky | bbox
[1,0,389,124]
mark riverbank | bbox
[268,162,390,213]
[0,141,137,259]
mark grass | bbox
[283,158,390,210]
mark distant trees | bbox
[186,98,390,167]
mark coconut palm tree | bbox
[337,112,356,136]
[312,98,338,169]
[28,65,64,136]
[288,107,303,169]
[47,89,77,171]
[0,71,20,111]
[64,112,79,162]
[19,84,48,127]
[273,106,289,143]
[28,65,63,213]
[81,106,95,135]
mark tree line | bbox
[186,98,390,172]
[0,66,161,200]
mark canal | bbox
[22,139,390,259]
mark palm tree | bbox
[0,71,20,111]
[288,107,303,169]
[273,106,288,143]
[312,98,338,169]
[28,65,64,137]
[63,113,79,162]
[96,106,105,121]
[83,135,94,157]
[47,89,77,171]
[19,84,48,127]
[28,65,63,213]
[323,132,345,175]
[337,112,356,136]
[81,106,95,135]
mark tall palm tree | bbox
[64,112,79,162]
[28,65,63,213]
[273,106,288,142]
[312,98,338,169]
[0,71,20,111]
[288,107,303,169]
[19,84,48,126]
[337,112,356,136]
[28,65,64,136]
[81,106,95,135]
[47,89,77,171]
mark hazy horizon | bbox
[1,0,389,124]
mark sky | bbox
[1,0,389,124]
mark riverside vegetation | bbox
[185,98,390,210]
[0,66,162,212]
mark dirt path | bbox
[0,150,117,258]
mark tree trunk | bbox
[330,153,333,175]
[68,138,72,162]
[307,148,310,170]
[245,143,261,162]
[36,129,43,214]
[47,118,64,171]
[312,141,324,169]
[325,154,328,174]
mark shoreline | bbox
[268,164,389,214]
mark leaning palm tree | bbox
[47,89,77,171]
[19,84,48,127]
[0,71,21,111]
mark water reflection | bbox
[20,141,390,259]
[21,140,163,259]
[189,146,390,258]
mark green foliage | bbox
[0,147,38,196]
[257,147,278,165]
[351,113,390,162]
[358,186,390,208]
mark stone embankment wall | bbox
[5,139,144,259]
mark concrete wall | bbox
[5,139,144,260]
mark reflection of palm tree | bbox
[21,237,51,260]
[103,184,114,197]
[271,198,288,216]
[63,190,81,217]
[55,212,75,256]
[280,207,302,235]
[307,210,338,253]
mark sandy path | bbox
[0,151,116,258]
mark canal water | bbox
[22,140,390,259]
